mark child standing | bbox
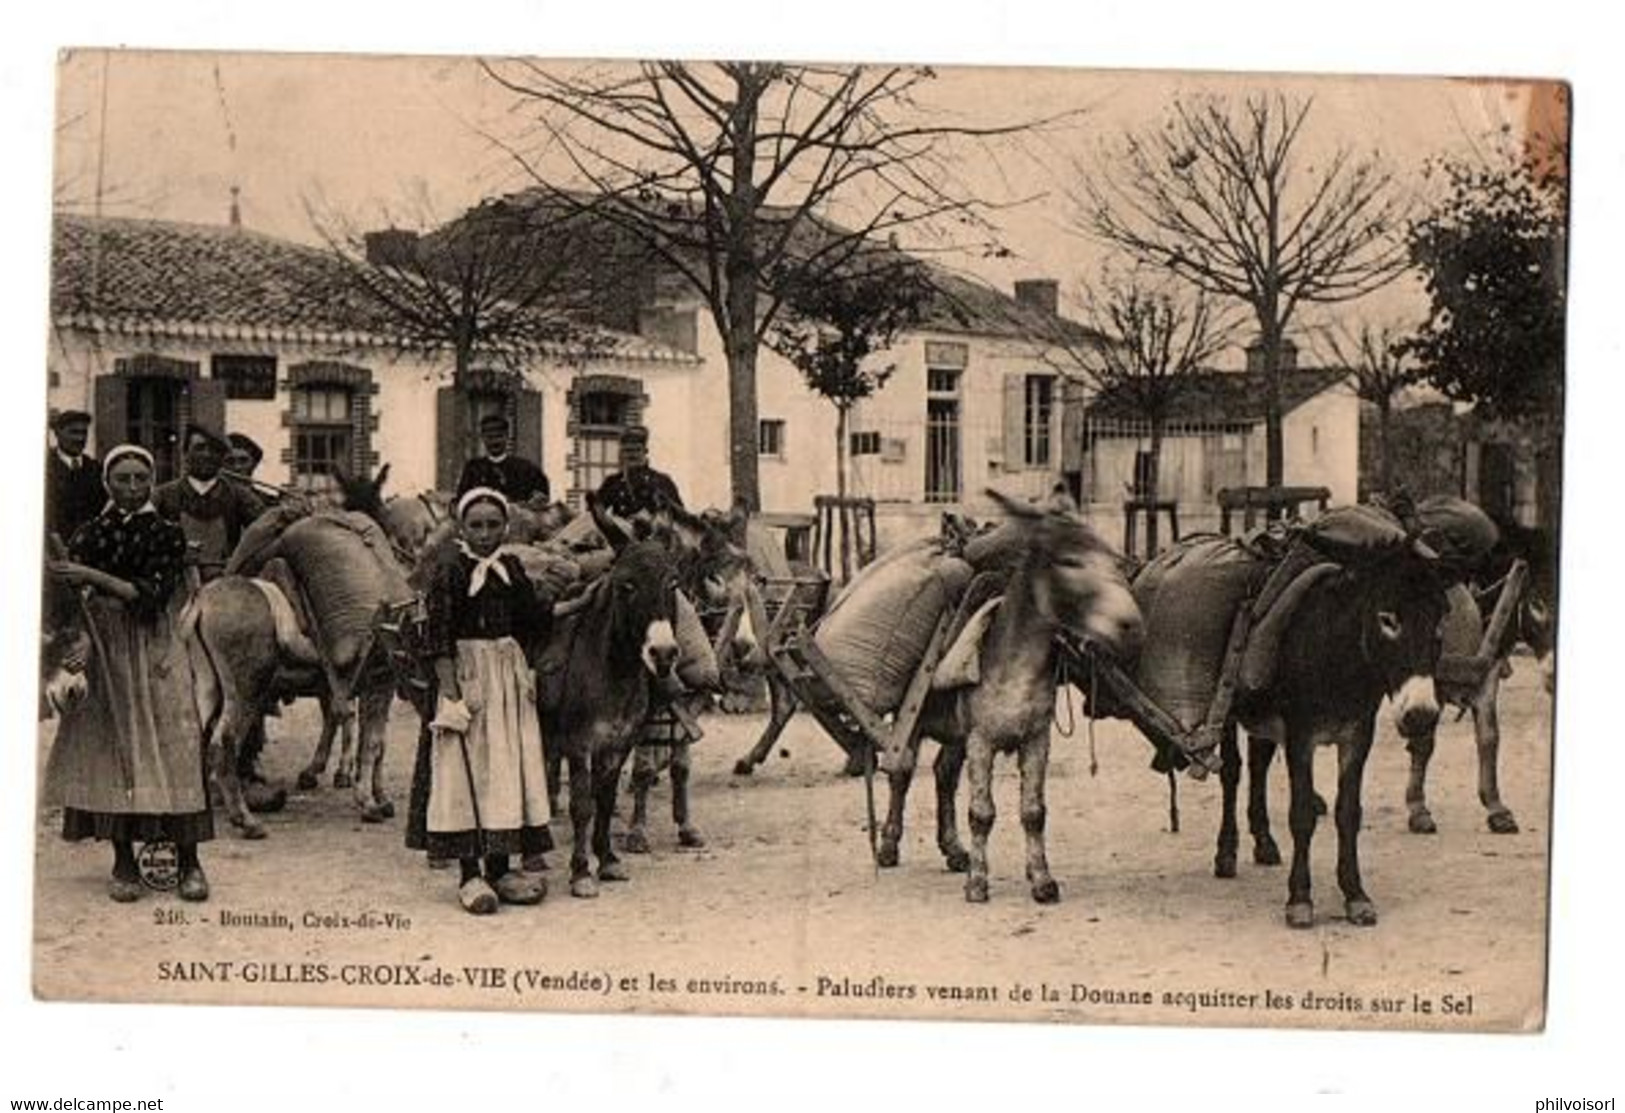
[424,487,553,914]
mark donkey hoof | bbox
[296,771,319,791]
[623,829,651,855]
[944,848,971,874]
[333,772,354,790]
[1030,878,1061,904]
[359,803,389,824]
[677,826,706,849]
[1346,899,1379,926]
[876,843,900,869]
[1487,810,1519,835]
[599,861,630,882]
[244,784,287,814]
[1214,852,1238,879]
[732,759,755,777]
[964,877,990,904]
[236,820,267,841]
[1285,902,1315,929]
[570,875,599,899]
[1408,810,1438,835]
[1253,836,1282,866]
[376,799,396,819]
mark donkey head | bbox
[986,488,1143,658]
[590,493,681,679]
[1355,554,1451,737]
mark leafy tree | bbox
[765,256,934,577]
[1406,140,1567,423]
[1314,318,1425,495]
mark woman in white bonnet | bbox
[421,486,555,913]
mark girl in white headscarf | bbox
[43,445,215,903]
[421,487,555,913]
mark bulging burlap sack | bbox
[275,512,415,671]
[674,590,719,691]
[814,547,974,714]
[1130,537,1265,731]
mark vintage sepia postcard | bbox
[33,49,1566,1034]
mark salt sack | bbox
[674,590,720,691]
[814,546,974,714]
[274,512,415,670]
[1130,537,1265,732]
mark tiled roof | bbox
[1086,366,1352,426]
[492,188,1108,348]
[50,213,699,364]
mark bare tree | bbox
[1077,93,1409,487]
[308,189,624,378]
[479,60,1060,510]
[1313,318,1424,495]
[1070,269,1236,553]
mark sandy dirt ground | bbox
[32,658,1553,1033]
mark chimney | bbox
[1245,336,1298,374]
[1013,278,1060,316]
[228,186,241,229]
[364,228,420,268]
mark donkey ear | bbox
[372,462,391,496]
[985,487,1042,521]
[587,491,634,553]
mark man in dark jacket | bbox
[456,414,550,506]
[154,425,268,586]
[595,424,684,529]
[44,410,104,544]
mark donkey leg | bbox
[1215,725,1242,879]
[1473,676,1519,834]
[212,701,265,840]
[1248,733,1282,866]
[1017,731,1059,904]
[963,732,997,904]
[1336,724,1379,926]
[1283,727,1318,929]
[1404,726,1439,834]
[566,751,597,898]
[625,747,656,854]
[332,697,358,791]
[595,753,632,882]
[933,743,970,873]
[299,695,340,791]
[734,681,797,776]
[354,689,393,823]
[672,742,705,848]
[878,735,920,869]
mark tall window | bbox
[290,384,353,491]
[1024,374,1055,467]
[925,364,962,504]
[759,419,786,459]
[574,390,631,495]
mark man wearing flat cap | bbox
[456,413,550,507]
[595,424,685,526]
[154,424,269,585]
[45,409,103,544]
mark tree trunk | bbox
[1376,395,1393,495]
[725,325,762,512]
[1145,419,1165,557]
[1259,319,1286,493]
[836,404,851,582]
[723,81,764,513]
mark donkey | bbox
[181,466,406,837]
[535,496,685,898]
[1401,523,1557,835]
[1210,546,1452,928]
[875,490,1144,904]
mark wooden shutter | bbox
[1002,373,1026,472]
[436,385,464,493]
[514,387,544,470]
[92,376,128,459]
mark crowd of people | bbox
[42,407,691,914]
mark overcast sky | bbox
[53,50,1540,359]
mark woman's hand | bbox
[48,562,136,601]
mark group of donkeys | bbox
[146,467,1553,929]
